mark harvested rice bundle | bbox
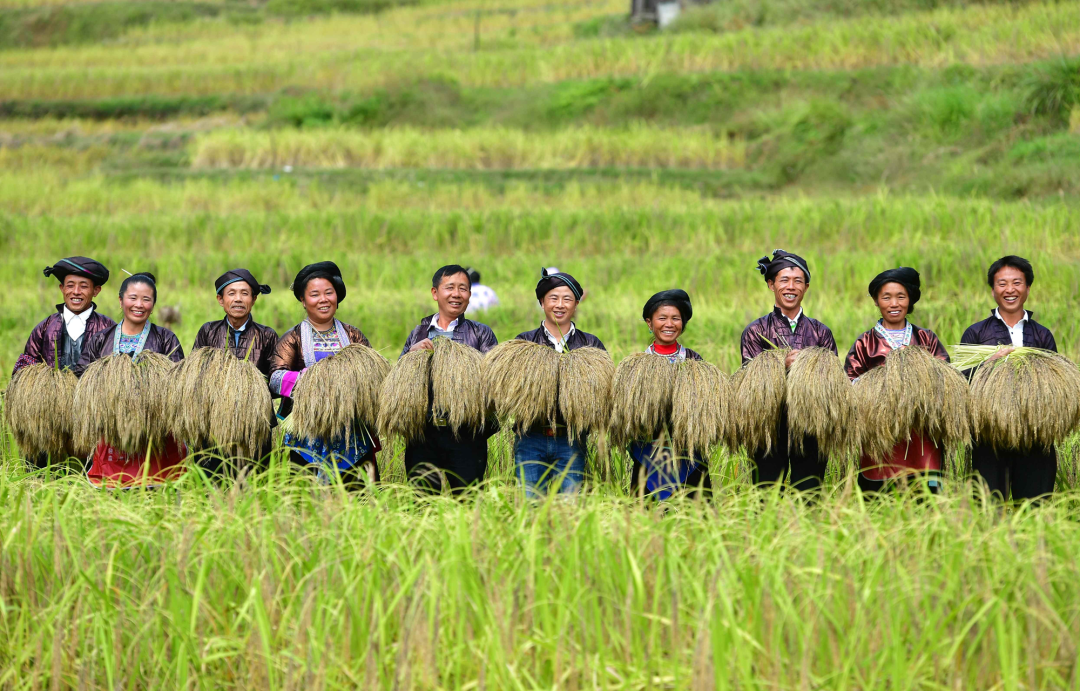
[484,339,560,432]
[786,347,856,458]
[853,345,970,462]
[377,349,432,442]
[431,337,486,436]
[3,363,78,459]
[609,352,677,446]
[73,352,176,455]
[559,346,615,441]
[134,351,176,452]
[291,344,391,446]
[207,355,276,458]
[670,358,730,456]
[953,346,1080,450]
[168,347,229,447]
[731,348,789,455]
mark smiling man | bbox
[961,256,1058,501]
[14,257,117,376]
[740,249,837,490]
[400,264,499,493]
[193,269,279,377]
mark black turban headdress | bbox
[292,261,346,303]
[643,289,692,323]
[535,268,582,303]
[756,249,810,284]
[43,257,110,286]
[868,267,921,313]
[215,268,271,296]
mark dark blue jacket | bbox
[400,315,498,358]
[960,310,1057,352]
[515,325,606,351]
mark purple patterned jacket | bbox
[960,310,1057,352]
[740,306,837,364]
[13,304,116,375]
[399,315,498,358]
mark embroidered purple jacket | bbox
[13,304,116,375]
[740,306,837,364]
[73,323,185,377]
[399,315,498,358]
[960,310,1057,352]
[514,325,606,351]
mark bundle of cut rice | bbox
[206,355,276,458]
[291,344,391,446]
[609,352,678,446]
[377,349,432,442]
[731,348,789,455]
[431,337,486,437]
[168,347,230,447]
[3,363,78,460]
[558,346,615,441]
[670,358,730,456]
[786,347,857,458]
[951,345,1080,450]
[853,345,969,462]
[484,340,560,432]
[73,352,177,455]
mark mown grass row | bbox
[0,460,1078,689]
[2,1,1075,99]
[2,196,1079,375]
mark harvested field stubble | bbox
[3,363,77,459]
[377,349,431,442]
[786,347,856,458]
[732,348,788,455]
[853,345,970,462]
[291,344,390,446]
[484,339,560,432]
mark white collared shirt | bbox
[779,307,803,332]
[63,305,94,341]
[994,308,1028,348]
[542,321,576,353]
[427,313,460,339]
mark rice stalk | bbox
[73,352,176,455]
[3,363,78,459]
[134,351,177,453]
[786,347,857,459]
[609,352,677,446]
[731,348,789,455]
[168,347,229,447]
[484,339,560,433]
[964,347,1080,450]
[291,344,391,446]
[559,346,615,441]
[670,358,730,456]
[207,355,275,459]
[377,349,432,442]
[431,337,486,437]
[853,345,970,462]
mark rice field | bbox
[5,0,1080,685]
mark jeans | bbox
[514,431,586,498]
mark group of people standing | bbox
[12,251,1060,501]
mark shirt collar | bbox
[993,308,1029,327]
[227,317,250,332]
[63,304,94,325]
[772,305,802,327]
[542,321,575,344]
[429,314,460,333]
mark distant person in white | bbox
[465,267,499,314]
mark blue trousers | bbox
[514,431,586,497]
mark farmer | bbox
[14,257,116,376]
[400,264,499,494]
[513,269,605,497]
[464,266,499,314]
[629,289,712,499]
[961,255,1058,500]
[75,272,187,486]
[845,267,950,494]
[192,269,279,377]
[740,249,837,490]
[269,261,378,489]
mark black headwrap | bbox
[216,268,271,296]
[535,268,582,303]
[43,256,110,286]
[868,267,921,312]
[643,289,692,323]
[756,249,810,284]
[292,261,346,303]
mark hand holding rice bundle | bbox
[952,345,1080,451]
[290,343,390,448]
[3,363,79,461]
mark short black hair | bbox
[987,255,1034,288]
[119,272,157,303]
[465,267,481,284]
[432,264,470,289]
